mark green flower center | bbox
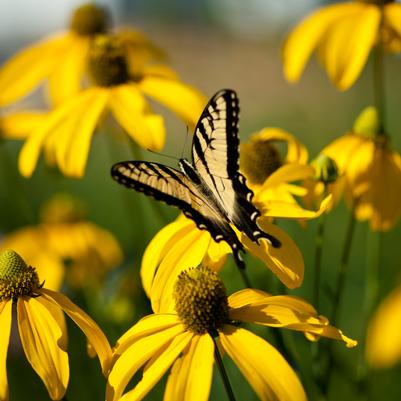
[240,139,282,184]
[173,266,229,335]
[311,154,339,184]
[0,250,42,302]
[88,35,130,87]
[69,3,109,36]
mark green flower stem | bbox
[213,337,237,401]
[313,206,327,309]
[331,207,357,325]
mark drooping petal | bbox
[41,289,112,376]
[227,289,357,347]
[0,33,71,106]
[220,326,307,401]
[150,227,211,314]
[0,301,12,401]
[366,285,401,368]
[119,331,193,401]
[138,76,206,129]
[54,88,109,178]
[106,326,189,401]
[282,3,359,83]
[17,297,69,400]
[0,112,46,140]
[164,334,214,401]
[318,4,380,90]
[109,84,165,151]
[114,314,183,357]
[241,220,304,289]
[141,217,193,297]
[48,36,89,106]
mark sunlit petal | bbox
[0,301,12,401]
[17,297,69,400]
[220,326,307,401]
[0,112,46,140]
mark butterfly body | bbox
[112,89,280,269]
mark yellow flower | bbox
[107,266,356,401]
[18,34,206,178]
[0,112,46,140]
[141,128,331,311]
[0,3,164,107]
[282,0,401,90]
[322,110,401,231]
[366,284,401,369]
[0,250,112,401]
[0,194,123,290]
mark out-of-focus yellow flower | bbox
[283,0,401,90]
[141,129,332,311]
[18,34,206,178]
[0,112,46,140]
[0,250,112,401]
[323,107,401,231]
[106,266,356,401]
[0,3,165,107]
[0,194,123,290]
[366,284,401,369]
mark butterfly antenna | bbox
[146,148,179,162]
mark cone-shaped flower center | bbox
[173,265,229,335]
[40,194,86,224]
[0,250,42,302]
[311,154,339,184]
[240,139,282,184]
[70,3,109,36]
[88,35,130,87]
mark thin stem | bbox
[213,337,237,401]
[313,211,327,309]
[330,206,357,325]
[238,266,252,288]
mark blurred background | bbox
[1,0,401,400]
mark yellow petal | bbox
[0,112,46,140]
[114,314,182,357]
[0,34,71,106]
[164,334,214,401]
[141,218,194,298]
[48,36,89,106]
[383,3,401,40]
[220,326,307,401]
[318,4,380,90]
[282,3,359,83]
[55,88,109,178]
[119,331,193,401]
[150,227,211,313]
[241,220,304,289]
[17,297,69,400]
[41,289,112,376]
[109,84,165,151]
[138,76,206,129]
[366,285,401,368]
[106,325,188,401]
[0,301,12,401]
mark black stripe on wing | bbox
[111,161,247,267]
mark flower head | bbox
[0,250,112,401]
[322,107,401,230]
[282,0,401,90]
[18,32,205,178]
[107,265,356,401]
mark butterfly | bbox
[111,89,281,269]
